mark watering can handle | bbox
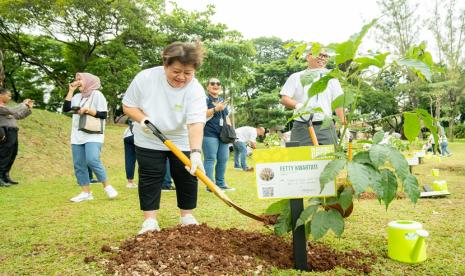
[410,229,429,262]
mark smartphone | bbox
[71,106,81,112]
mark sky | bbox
[171,0,382,44]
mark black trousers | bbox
[135,146,198,211]
[0,128,18,177]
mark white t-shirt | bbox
[122,66,207,151]
[70,91,107,144]
[235,126,257,143]
[279,68,343,122]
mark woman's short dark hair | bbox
[0,88,10,95]
[162,41,204,69]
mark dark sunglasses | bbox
[209,81,221,86]
[318,53,329,59]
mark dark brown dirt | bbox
[96,224,377,275]
[358,191,406,200]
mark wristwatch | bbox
[191,149,202,154]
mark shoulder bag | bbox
[219,111,236,144]
[78,93,104,134]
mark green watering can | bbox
[387,220,429,263]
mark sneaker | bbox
[180,214,199,226]
[104,185,118,199]
[138,218,161,235]
[70,192,93,202]
[220,185,236,191]
[126,183,137,189]
[244,167,254,172]
[161,186,176,192]
[90,179,99,184]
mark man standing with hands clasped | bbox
[0,88,33,187]
[279,48,345,146]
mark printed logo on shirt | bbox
[173,104,183,112]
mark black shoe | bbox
[4,173,18,184]
[0,178,11,187]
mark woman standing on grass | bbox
[63,72,118,202]
[123,41,207,235]
[202,78,234,191]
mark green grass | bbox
[1,109,464,275]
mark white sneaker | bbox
[138,218,161,235]
[104,185,118,199]
[70,192,93,202]
[180,214,199,226]
[126,183,137,189]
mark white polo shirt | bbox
[122,66,207,151]
[279,68,343,122]
[235,126,257,143]
[70,91,107,144]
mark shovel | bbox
[144,120,265,223]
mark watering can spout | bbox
[410,229,429,262]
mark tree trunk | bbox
[0,49,5,88]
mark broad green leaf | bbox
[308,75,332,98]
[353,151,371,164]
[372,131,384,144]
[375,169,398,209]
[295,205,318,229]
[321,116,334,130]
[300,70,319,87]
[369,144,391,167]
[415,108,438,145]
[265,199,289,215]
[403,112,421,142]
[320,159,346,189]
[348,162,381,195]
[374,52,389,67]
[311,209,344,240]
[353,56,382,68]
[274,203,291,236]
[339,186,354,211]
[350,19,377,49]
[311,42,322,56]
[331,90,355,110]
[386,147,410,181]
[335,40,355,65]
[403,174,420,204]
[355,139,373,144]
[396,58,432,82]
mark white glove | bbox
[138,116,151,133]
[295,103,304,111]
[186,151,205,175]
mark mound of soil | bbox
[96,224,376,275]
[358,191,406,200]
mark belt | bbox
[294,120,323,126]
[1,127,18,131]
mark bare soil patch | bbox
[94,224,377,275]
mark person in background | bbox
[202,77,235,191]
[233,126,265,172]
[439,133,452,157]
[162,159,175,191]
[123,41,207,235]
[63,72,118,202]
[279,48,345,146]
[0,88,33,187]
[123,119,137,189]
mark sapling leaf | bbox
[311,209,344,240]
[403,174,420,204]
[372,131,384,144]
[308,75,332,98]
[348,162,381,195]
[321,116,334,129]
[265,199,289,215]
[376,169,398,209]
[331,90,355,110]
[353,151,371,164]
[403,112,421,142]
[386,147,410,181]
[369,144,391,167]
[295,205,318,229]
[339,187,353,211]
[274,203,291,236]
[396,58,432,81]
[320,159,346,190]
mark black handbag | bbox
[219,111,236,143]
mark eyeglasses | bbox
[318,53,329,59]
[209,81,221,86]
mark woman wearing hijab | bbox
[63,72,118,202]
[123,41,207,234]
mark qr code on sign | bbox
[262,187,274,198]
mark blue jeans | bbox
[124,135,136,179]
[202,136,230,188]
[233,141,248,170]
[162,159,173,188]
[72,143,107,186]
[440,142,450,156]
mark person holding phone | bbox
[202,78,235,191]
[63,72,118,202]
[0,88,33,187]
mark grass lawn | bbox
[0,109,464,275]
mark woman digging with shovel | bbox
[122,41,207,235]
